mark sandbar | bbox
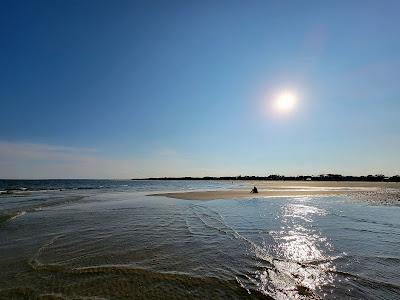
[149,181,400,201]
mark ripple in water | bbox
[1,185,400,299]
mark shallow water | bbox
[0,180,399,299]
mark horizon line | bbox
[1,174,400,182]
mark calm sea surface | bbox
[0,180,399,299]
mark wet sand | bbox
[150,181,400,202]
[151,190,357,200]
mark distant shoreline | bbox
[0,176,399,182]
[133,175,400,182]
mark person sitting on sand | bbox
[251,186,258,193]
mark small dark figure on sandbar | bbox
[251,186,258,193]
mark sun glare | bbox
[273,91,297,113]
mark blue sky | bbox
[1,0,399,178]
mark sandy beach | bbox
[150,181,400,201]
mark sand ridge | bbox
[149,181,400,201]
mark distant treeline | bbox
[134,174,400,182]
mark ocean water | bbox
[0,180,399,299]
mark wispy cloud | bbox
[0,141,97,162]
[0,140,237,179]
[1,140,398,178]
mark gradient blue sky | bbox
[1,0,399,178]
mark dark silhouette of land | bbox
[134,174,400,182]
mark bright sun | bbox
[273,91,297,113]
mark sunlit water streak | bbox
[263,199,337,299]
[0,180,399,299]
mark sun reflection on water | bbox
[256,198,337,299]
